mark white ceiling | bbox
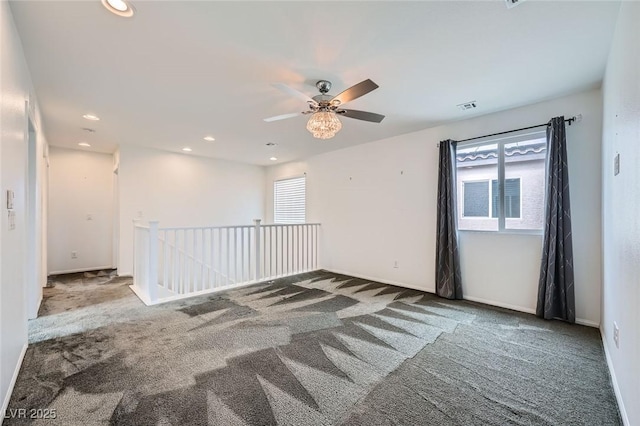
[10,0,620,165]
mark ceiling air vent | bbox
[505,0,526,9]
[457,101,477,111]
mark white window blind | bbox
[274,176,306,224]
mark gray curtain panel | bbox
[435,139,463,300]
[537,117,576,323]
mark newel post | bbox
[148,221,159,302]
[254,219,262,282]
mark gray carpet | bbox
[5,270,620,425]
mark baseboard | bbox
[130,269,330,306]
[48,265,114,275]
[462,295,536,315]
[129,284,154,306]
[1,343,28,420]
[129,280,262,306]
[324,269,599,328]
[323,269,434,293]
[600,328,629,425]
[28,293,43,320]
[575,318,600,328]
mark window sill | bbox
[458,229,543,236]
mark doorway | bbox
[26,110,45,319]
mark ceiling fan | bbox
[264,79,385,139]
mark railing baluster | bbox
[274,227,278,277]
[183,229,188,293]
[234,227,238,283]
[262,227,266,279]
[199,228,204,291]
[241,227,246,283]
[177,230,185,294]
[192,229,195,292]
[207,228,215,289]
[308,226,312,271]
[173,230,178,292]
[225,228,231,285]
[163,230,168,290]
[193,229,198,292]
[217,228,221,288]
[296,225,304,272]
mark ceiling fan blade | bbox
[339,109,385,123]
[330,79,379,105]
[263,112,302,122]
[272,83,316,104]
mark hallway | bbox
[29,271,140,344]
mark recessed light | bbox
[82,114,100,121]
[101,0,134,17]
[203,136,215,142]
[270,157,278,161]
[78,142,91,147]
[182,147,192,152]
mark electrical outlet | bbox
[71,251,78,259]
[393,261,399,269]
[613,322,619,348]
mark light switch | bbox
[6,190,14,210]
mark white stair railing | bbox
[132,219,321,305]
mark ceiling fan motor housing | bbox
[316,80,332,94]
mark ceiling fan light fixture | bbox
[306,111,342,140]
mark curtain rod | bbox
[455,116,577,144]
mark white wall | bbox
[601,2,639,424]
[117,145,265,275]
[266,88,603,326]
[0,0,48,416]
[48,147,114,274]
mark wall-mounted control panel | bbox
[6,190,16,231]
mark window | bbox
[491,178,520,218]
[274,176,306,224]
[456,134,546,232]
[463,181,490,217]
[462,178,521,219]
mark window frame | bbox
[456,130,546,235]
[462,178,523,220]
[273,175,306,224]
